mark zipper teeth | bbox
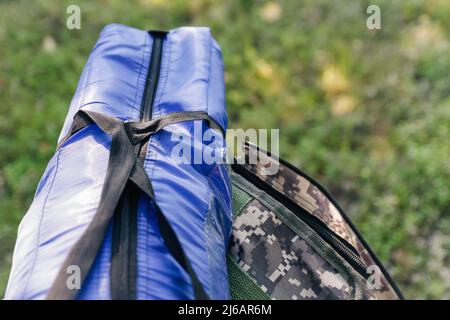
[304,212,364,264]
[141,34,164,122]
[286,202,368,277]
[315,220,368,275]
[232,164,369,279]
[111,32,165,299]
[136,34,164,158]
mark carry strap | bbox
[47,110,221,300]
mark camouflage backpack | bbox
[227,142,403,300]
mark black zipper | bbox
[231,163,370,279]
[140,32,165,122]
[111,31,165,300]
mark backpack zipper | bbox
[231,163,369,279]
[238,143,404,298]
[111,32,165,299]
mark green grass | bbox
[0,0,449,299]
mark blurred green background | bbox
[0,0,449,299]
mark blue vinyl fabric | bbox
[5,24,232,300]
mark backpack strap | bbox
[47,110,221,300]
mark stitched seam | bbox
[154,34,171,119]
[135,193,148,300]
[206,31,213,117]
[128,34,170,256]
[131,33,150,120]
[141,125,156,299]
[147,33,171,183]
[149,110,208,120]
[147,131,162,190]
[146,110,222,136]
[203,190,214,297]
[22,148,62,297]
[141,34,170,183]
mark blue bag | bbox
[5,24,232,300]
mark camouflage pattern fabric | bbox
[230,199,353,300]
[230,143,401,299]
[241,144,359,249]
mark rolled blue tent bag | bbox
[5,24,232,300]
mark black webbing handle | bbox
[47,110,221,300]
